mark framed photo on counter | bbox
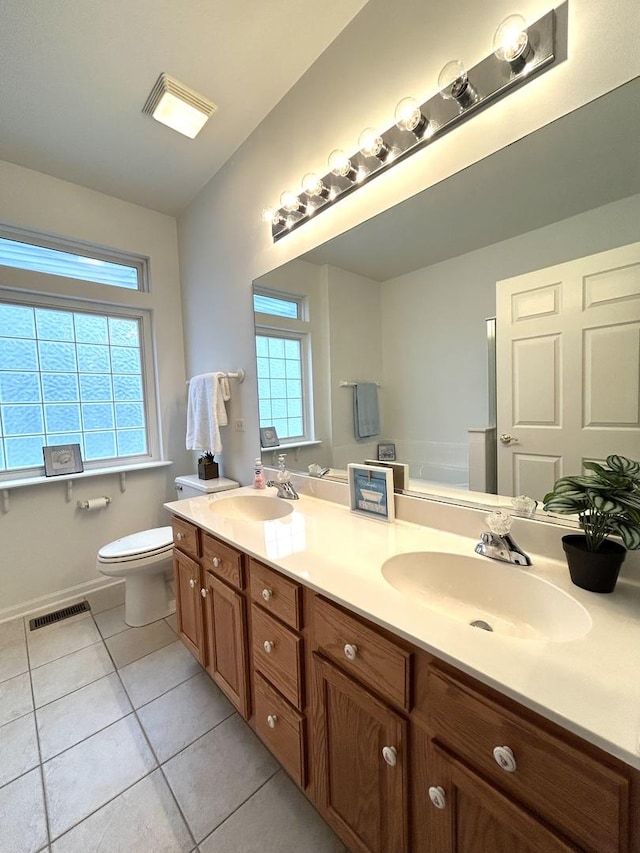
[348,463,395,522]
[43,443,83,477]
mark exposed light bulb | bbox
[280,191,304,213]
[394,97,429,138]
[493,14,533,71]
[261,207,282,225]
[438,60,477,109]
[302,172,330,199]
[328,149,357,181]
[358,127,389,161]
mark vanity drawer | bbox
[249,559,302,630]
[428,670,628,853]
[251,604,304,711]
[171,517,200,560]
[202,532,244,589]
[313,596,411,712]
[254,671,306,788]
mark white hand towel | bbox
[186,372,230,454]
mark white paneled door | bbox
[496,243,640,500]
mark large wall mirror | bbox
[253,78,640,512]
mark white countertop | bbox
[165,486,640,770]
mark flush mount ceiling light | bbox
[263,6,562,242]
[142,73,217,139]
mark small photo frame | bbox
[348,463,395,523]
[43,443,84,477]
[260,426,280,448]
[364,459,409,492]
[377,442,396,462]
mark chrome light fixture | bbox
[263,7,560,241]
[142,73,217,139]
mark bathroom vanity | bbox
[166,488,640,853]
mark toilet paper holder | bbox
[77,497,111,511]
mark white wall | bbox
[0,161,189,619]
[177,0,640,485]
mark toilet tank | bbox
[174,474,239,500]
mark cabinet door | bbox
[204,572,249,719]
[427,744,579,853]
[173,550,204,664]
[312,654,408,853]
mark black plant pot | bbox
[198,461,219,480]
[562,534,626,593]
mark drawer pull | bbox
[343,643,358,661]
[428,786,447,810]
[493,745,517,773]
[267,714,278,729]
[189,578,196,589]
[211,556,221,568]
[263,640,275,654]
[261,588,273,602]
[382,746,397,767]
[200,588,208,598]
[175,532,185,541]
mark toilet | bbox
[96,474,239,627]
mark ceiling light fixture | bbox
[142,73,217,139]
[263,7,559,241]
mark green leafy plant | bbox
[198,451,216,464]
[543,454,640,551]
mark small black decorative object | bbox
[197,451,219,480]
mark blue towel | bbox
[354,383,380,439]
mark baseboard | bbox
[0,578,125,625]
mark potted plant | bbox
[543,454,640,592]
[197,451,219,481]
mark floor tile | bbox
[0,768,48,853]
[105,619,176,669]
[43,713,157,839]
[0,671,33,726]
[36,673,132,761]
[0,617,25,647]
[199,770,344,853]
[165,612,178,634]
[50,769,193,853]
[31,642,114,708]
[0,712,40,788]
[138,672,234,762]
[118,640,202,708]
[163,714,278,843]
[85,583,125,614]
[0,620,28,684]
[27,616,101,669]
[93,605,128,639]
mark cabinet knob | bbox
[493,745,517,773]
[263,640,275,654]
[200,588,208,598]
[267,714,278,729]
[381,746,397,767]
[428,786,447,809]
[176,532,185,540]
[261,588,273,602]
[212,556,221,568]
[344,643,358,661]
[189,578,196,588]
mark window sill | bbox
[260,440,321,462]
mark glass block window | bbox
[0,302,148,471]
[256,334,305,441]
[0,237,142,290]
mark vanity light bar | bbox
[264,7,560,242]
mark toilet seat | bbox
[97,526,173,564]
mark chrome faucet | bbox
[266,479,299,499]
[475,511,531,566]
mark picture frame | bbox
[348,463,395,522]
[43,443,84,477]
[260,426,280,448]
[377,442,396,462]
[364,459,409,492]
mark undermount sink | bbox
[209,495,294,522]
[381,552,591,642]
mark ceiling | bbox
[0,0,368,216]
[302,79,640,280]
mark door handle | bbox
[500,433,518,445]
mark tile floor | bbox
[0,588,346,853]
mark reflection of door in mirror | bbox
[497,242,640,501]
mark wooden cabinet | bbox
[203,570,249,718]
[173,548,205,664]
[312,654,408,853]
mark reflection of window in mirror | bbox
[253,287,313,445]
